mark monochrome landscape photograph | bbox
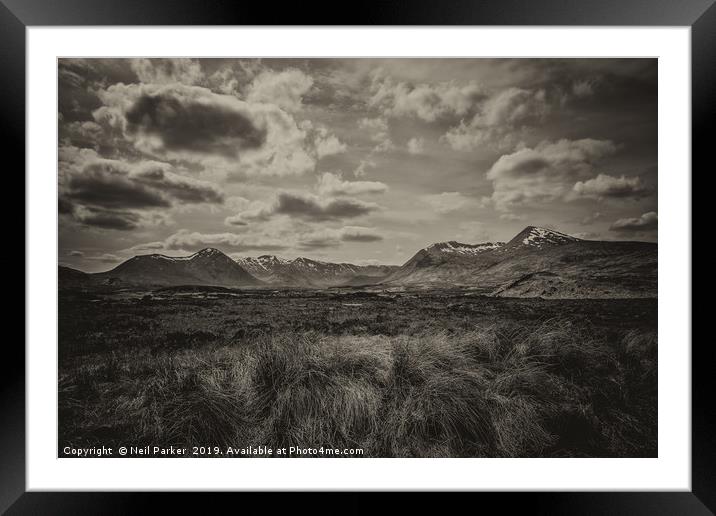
[58,58,657,458]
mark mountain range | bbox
[94,247,261,287]
[382,226,656,298]
[59,226,657,298]
[235,255,397,288]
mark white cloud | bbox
[246,68,314,112]
[315,134,347,158]
[572,231,603,240]
[422,192,472,214]
[163,229,289,252]
[572,79,597,98]
[354,159,377,178]
[573,174,649,200]
[300,121,347,159]
[85,253,123,263]
[610,211,658,233]
[316,173,388,196]
[372,138,395,153]
[130,58,203,85]
[369,77,482,122]
[358,117,390,142]
[481,88,548,126]
[443,88,549,151]
[357,116,394,153]
[486,138,618,211]
[407,137,425,155]
[127,241,166,253]
[358,116,389,134]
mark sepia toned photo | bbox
[58,58,657,458]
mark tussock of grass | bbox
[59,319,657,457]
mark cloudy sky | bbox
[58,58,657,272]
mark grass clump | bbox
[59,316,657,457]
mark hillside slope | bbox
[95,248,261,287]
[383,226,656,298]
[485,240,657,298]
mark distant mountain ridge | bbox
[94,248,261,287]
[59,226,657,298]
[382,226,656,298]
[235,255,398,288]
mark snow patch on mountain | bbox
[427,241,505,255]
[144,248,226,262]
[236,255,291,272]
[514,227,579,248]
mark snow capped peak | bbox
[264,255,290,265]
[235,255,292,272]
[291,257,325,270]
[292,256,333,266]
[511,226,579,248]
[194,247,223,257]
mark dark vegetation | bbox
[59,286,657,457]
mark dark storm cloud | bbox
[227,190,382,226]
[68,162,171,209]
[58,59,137,123]
[94,76,326,177]
[59,59,137,87]
[609,212,658,233]
[131,165,224,204]
[58,197,75,214]
[574,62,658,110]
[296,227,384,249]
[274,192,379,220]
[125,93,267,157]
[341,232,383,242]
[66,160,224,211]
[60,121,106,150]
[498,156,551,177]
[498,58,657,107]
[73,207,142,231]
[61,157,224,232]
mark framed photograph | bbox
[8,0,709,512]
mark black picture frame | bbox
[5,0,709,513]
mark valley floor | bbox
[58,287,657,458]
